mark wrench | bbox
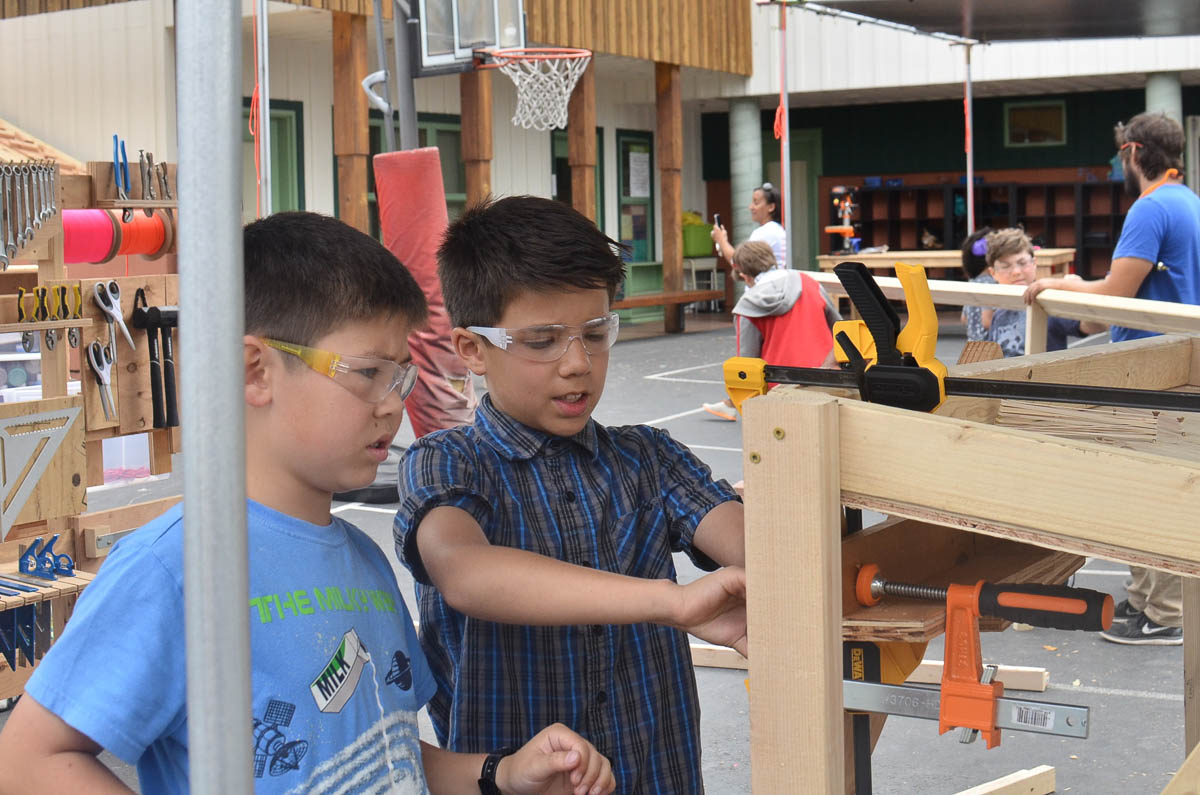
[37,163,48,221]
[47,162,57,217]
[2,167,14,259]
[157,161,172,200]
[27,165,41,230]
[12,167,24,249]
[20,165,34,241]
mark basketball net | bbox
[482,48,592,132]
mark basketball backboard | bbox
[413,0,525,76]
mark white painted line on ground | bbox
[1074,569,1131,576]
[647,377,724,385]
[645,361,725,379]
[643,407,706,424]
[1047,683,1183,702]
[332,502,398,515]
[685,444,743,453]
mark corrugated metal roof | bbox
[807,0,1200,43]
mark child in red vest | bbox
[703,241,840,420]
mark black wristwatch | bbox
[478,747,517,794]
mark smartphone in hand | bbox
[712,213,722,255]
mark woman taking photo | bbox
[711,182,787,269]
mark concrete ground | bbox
[1,310,1184,793]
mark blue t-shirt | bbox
[25,500,436,794]
[1111,183,1200,341]
[985,309,1081,358]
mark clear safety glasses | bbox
[261,338,420,404]
[467,313,621,362]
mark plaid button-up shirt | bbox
[394,395,739,793]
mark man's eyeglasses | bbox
[261,338,419,404]
[467,313,621,362]
[992,256,1035,273]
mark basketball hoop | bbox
[476,47,592,132]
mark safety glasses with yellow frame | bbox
[260,338,419,404]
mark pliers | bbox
[113,134,132,222]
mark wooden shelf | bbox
[93,199,177,210]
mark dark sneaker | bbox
[1111,599,1143,623]
[1100,613,1182,645]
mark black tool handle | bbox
[146,328,165,429]
[832,262,902,365]
[160,326,179,428]
[978,582,1113,632]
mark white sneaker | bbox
[702,401,737,421]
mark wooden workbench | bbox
[816,247,1075,280]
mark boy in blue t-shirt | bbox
[0,212,614,795]
[394,196,747,792]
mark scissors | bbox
[112,134,132,222]
[87,340,116,421]
[93,280,136,360]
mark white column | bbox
[729,97,762,245]
[1146,72,1183,121]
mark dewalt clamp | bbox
[55,284,80,348]
[724,261,1200,415]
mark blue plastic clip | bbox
[13,605,34,662]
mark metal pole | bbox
[393,0,419,150]
[780,2,793,268]
[177,3,253,792]
[964,43,974,235]
[373,0,396,152]
[256,0,272,215]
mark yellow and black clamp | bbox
[723,261,1200,416]
[33,285,54,351]
[16,287,35,353]
[723,262,948,414]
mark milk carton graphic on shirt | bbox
[310,627,371,713]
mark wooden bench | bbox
[611,288,725,333]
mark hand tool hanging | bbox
[15,286,35,353]
[131,289,166,429]
[112,134,133,223]
[34,285,54,351]
[87,340,117,422]
[724,262,1200,415]
[150,305,180,427]
[93,280,136,365]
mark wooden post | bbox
[1024,300,1048,355]
[1186,576,1200,754]
[655,62,683,332]
[461,69,494,208]
[332,11,370,233]
[38,229,67,398]
[745,389,845,792]
[567,61,597,222]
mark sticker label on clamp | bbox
[1011,704,1054,731]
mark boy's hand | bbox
[673,566,748,656]
[496,723,615,795]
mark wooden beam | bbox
[567,61,597,222]
[332,11,370,233]
[811,271,1200,336]
[461,69,494,208]
[745,389,844,792]
[953,765,1055,795]
[1165,740,1200,794]
[829,397,1200,575]
[905,660,1048,692]
[690,642,747,670]
[655,62,683,332]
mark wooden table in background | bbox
[816,247,1075,280]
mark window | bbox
[550,127,604,229]
[616,130,654,261]
[1004,101,1067,148]
[366,112,467,239]
[241,99,305,224]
